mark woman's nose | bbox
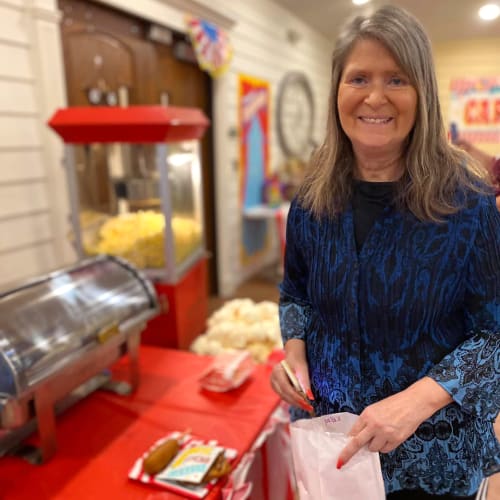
[364,83,388,107]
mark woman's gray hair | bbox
[298,5,488,221]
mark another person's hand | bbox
[455,138,500,210]
[337,377,452,468]
[455,138,496,173]
[270,338,314,413]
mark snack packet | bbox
[199,351,255,392]
[157,443,224,484]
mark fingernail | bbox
[306,388,315,400]
[336,459,343,470]
[299,401,314,412]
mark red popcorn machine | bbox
[48,105,211,349]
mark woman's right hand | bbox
[270,339,314,413]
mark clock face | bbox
[276,72,314,158]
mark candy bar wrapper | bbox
[199,351,255,392]
[290,412,385,500]
[158,444,224,484]
[129,432,237,499]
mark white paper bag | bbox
[290,412,385,500]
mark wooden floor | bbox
[208,273,279,314]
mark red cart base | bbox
[142,258,208,349]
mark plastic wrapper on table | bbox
[198,351,255,392]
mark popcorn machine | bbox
[48,106,210,349]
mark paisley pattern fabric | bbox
[279,192,500,496]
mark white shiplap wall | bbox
[202,0,333,294]
[0,0,60,286]
[0,0,70,289]
[0,0,333,295]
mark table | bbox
[0,347,282,499]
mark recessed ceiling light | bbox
[352,0,371,5]
[479,3,500,20]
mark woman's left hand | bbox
[337,377,452,468]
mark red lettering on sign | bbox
[494,99,500,124]
[464,99,489,124]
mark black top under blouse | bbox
[352,179,397,251]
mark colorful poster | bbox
[449,77,500,144]
[238,74,270,264]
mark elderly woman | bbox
[270,5,499,500]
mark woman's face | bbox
[337,38,418,158]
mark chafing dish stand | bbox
[0,255,157,463]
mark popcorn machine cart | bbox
[48,106,210,349]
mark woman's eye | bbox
[350,76,366,85]
[389,76,406,86]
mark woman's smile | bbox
[358,116,394,124]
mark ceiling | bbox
[271,0,500,43]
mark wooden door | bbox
[58,0,218,293]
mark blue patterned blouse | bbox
[280,191,500,496]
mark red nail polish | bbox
[306,388,315,400]
[299,401,313,412]
[336,459,343,470]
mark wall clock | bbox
[276,72,315,158]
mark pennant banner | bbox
[186,16,233,78]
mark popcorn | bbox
[254,301,279,319]
[191,299,283,363]
[190,335,224,356]
[81,210,201,268]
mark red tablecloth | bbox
[0,347,280,500]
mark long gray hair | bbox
[298,5,487,221]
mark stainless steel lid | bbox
[0,256,156,396]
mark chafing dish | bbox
[0,255,157,462]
